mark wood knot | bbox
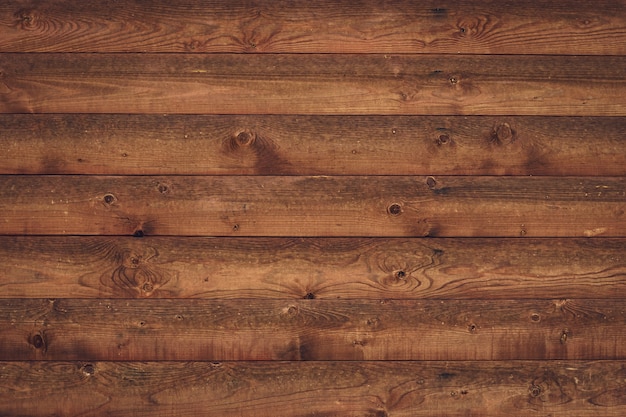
[104,247,170,297]
[387,203,402,216]
[235,131,256,147]
[157,183,170,194]
[284,305,299,317]
[490,122,515,145]
[436,134,451,145]
[81,363,95,376]
[103,194,116,205]
[529,384,543,398]
[15,8,39,30]
[30,332,46,351]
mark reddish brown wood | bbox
[2,360,626,416]
[2,114,625,176]
[1,0,625,54]
[2,54,625,115]
[1,298,624,361]
[1,237,625,300]
[1,175,624,237]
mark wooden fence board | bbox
[1,0,625,54]
[1,175,624,237]
[2,114,626,176]
[1,298,624,361]
[1,360,625,416]
[2,54,626,115]
[1,237,625,299]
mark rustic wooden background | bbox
[1,1,626,415]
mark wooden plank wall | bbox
[1,1,626,415]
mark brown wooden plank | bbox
[2,114,626,176]
[1,298,625,361]
[0,175,624,237]
[2,360,626,417]
[2,54,626,116]
[1,0,625,55]
[1,237,626,300]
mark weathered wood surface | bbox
[1,0,625,55]
[1,361,625,416]
[1,237,625,300]
[2,298,624,361]
[2,1,626,415]
[1,175,624,237]
[2,54,626,115]
[2,114,626,176]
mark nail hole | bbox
[426,176,437,189]
[304,292,316,299]
[395,270,406,279]
[142,282,154,293]
[133,230,144,237]
[468,323,478,333]
[157,184,169,194]
[438,134,450,144]
[103,194,115,204]
[232,224,240,232]
[530,313,541,322]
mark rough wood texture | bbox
[1,237,625,300]
[2,54,626,115]
[1,0,625,55]
[1,361,625,416]
[1,298,624,361]
[2,114,626,176]
[2,1,626,415]
[1,175,624,237]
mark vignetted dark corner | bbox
[1,1,626,415]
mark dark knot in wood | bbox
[102,246,171,297]
[490,122,515,145]
[387,203,402,216]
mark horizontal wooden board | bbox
[2,360,626,416]
[1,237,625,299]
[2,54,626,115]
[1,0,625,55]
[2,298,625,361]
[3,114,626,176]
[1,175,624,237]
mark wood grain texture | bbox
[1,237,626,300]
[1,361,625,417]
[1,0,625,54]
[1,175,624,237]
[2,54,626,115]
[2,298,625,361]
[2,114,626,176]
